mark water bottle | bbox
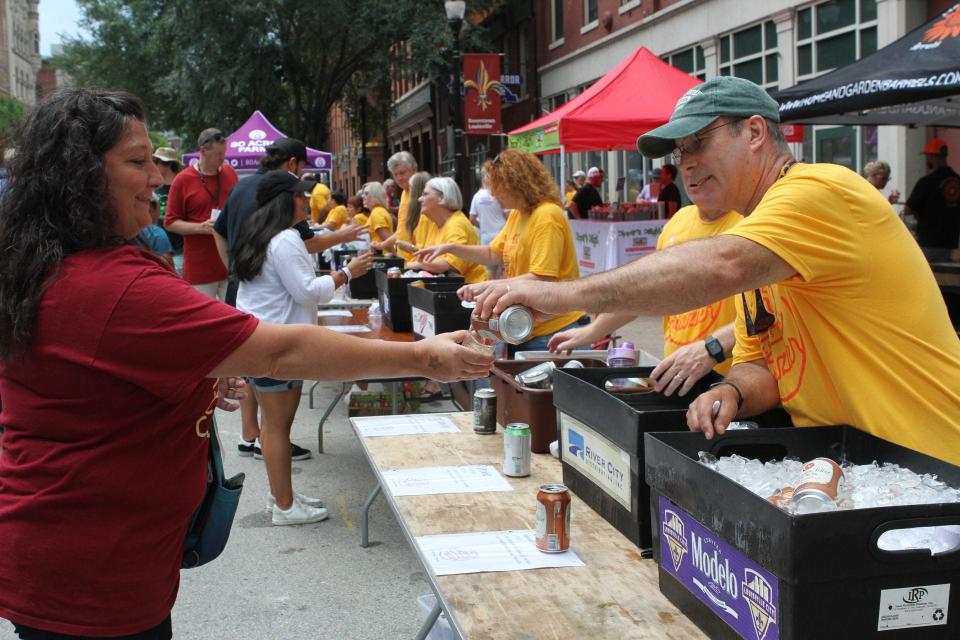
[607,341,638,369]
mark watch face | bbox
[706,337,724,361]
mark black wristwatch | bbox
[705,335,725,363]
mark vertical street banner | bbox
[463,53,503,135]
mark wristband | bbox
[340,266,353,282]
[709,381,744,411]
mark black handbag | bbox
[182,415,245,569]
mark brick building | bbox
[532,0,959,204]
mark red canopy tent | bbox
[508,46,700,155]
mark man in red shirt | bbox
[164,128,238,300]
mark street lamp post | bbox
[445,1,466,193]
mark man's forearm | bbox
[165,220,206,235]
[558,235,794,317]
[724,360,780,417]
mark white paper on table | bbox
[325,324,371,333]
[383,465,514,496]
[416,530,585,576]
[317,309,353,318]
[353,414,460,437]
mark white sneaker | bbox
[272,498,329,526]
[266,491,324,511]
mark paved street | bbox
[0,318,663,640]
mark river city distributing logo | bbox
[662,509,688,572]
[742,568,778,640]
[567,428,585,460]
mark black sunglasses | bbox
[200,131,225,146]
[741,289,776,336]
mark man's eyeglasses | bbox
[741,289,776,336]
[200,131,225,147]
[671,119,741,165]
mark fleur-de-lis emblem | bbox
[463,61,506,111]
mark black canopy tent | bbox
[772,3,960,126]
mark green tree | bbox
[0,95,26,150]
[54,0,492,152]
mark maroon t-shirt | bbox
[165,163,238,284]
[0,245,257,635]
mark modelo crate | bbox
[349,256,405,299]
[645,426,960,640]
[407,282,472,339]
[490,358,605,453]
[552,366,793,550]
[375,270,463,333]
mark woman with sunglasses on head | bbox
[234,171,375,525]
[417,149,586,355]
[0,89,493,639]
[360,181,395,244]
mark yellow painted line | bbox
[336,495,355,530]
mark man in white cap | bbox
[568,166,604,219]
[470,75,960,466]
[572,170,586,188]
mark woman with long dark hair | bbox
[234,171,372,525]
[0,89,491,639]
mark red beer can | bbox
[536,484,571,553]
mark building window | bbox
[551,0,564,45]
[584,0,598,25]
[718,20,779,89]
[664,45,706,81]
[795,0,878,80]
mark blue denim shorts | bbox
[245,376,304,393]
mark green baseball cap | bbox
[637,76,781,158]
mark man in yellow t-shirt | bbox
[475,77,960,464]
[549,205,742,395]
[376,151,418,260]
[309,180,331,224]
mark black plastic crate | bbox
[376,270,463,332]
[349,256,405,299]
[331,248,358,271]
[552,366,793,549]
[646,426,960,640]
[407,282,471,339]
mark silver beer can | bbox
[503,423,532,477]
[515,361,556,389]
[473,388,497,434]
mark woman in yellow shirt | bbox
[405,177,487,285]
[347,195,368,226]
[320,192,350,230]
[361,181,395,243]
[417,149,586,354]
[373,171,436,258]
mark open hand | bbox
[414,243,453,263]
[346,251,375,278]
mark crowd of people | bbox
[0,72,958,639]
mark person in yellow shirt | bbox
[405,177,487,285]
[320,192,349,230]
[548,204,743,396]
[308,179,331,224]
[373,171,436,259]
[361,181,395,243]
[418,148,586,355]
[471,77,960,465]
[347,195,368,226]
[564,179,577,205]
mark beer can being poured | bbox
[471,305,534,345]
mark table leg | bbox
[391,381,399,414]
[317,381,350,454]
[413,599,442,640]
[360,483,382,548]
[307,381,320,409]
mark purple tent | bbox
[181,110,333,176]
